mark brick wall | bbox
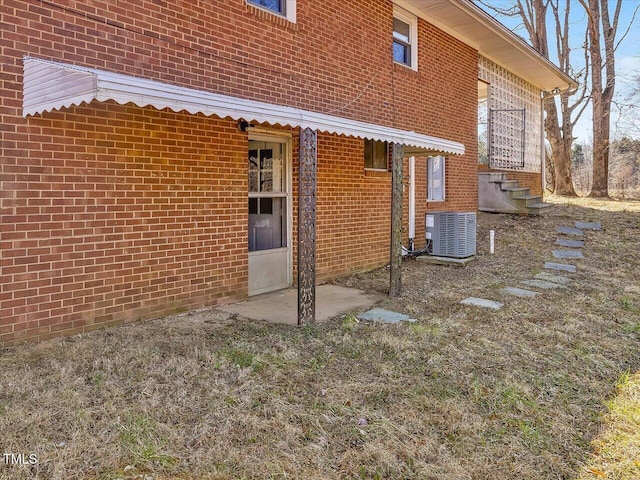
[1,102,248,345]
[1,0,478,344]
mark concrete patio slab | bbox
[460,297,504,309]
[416,255,476,266]
[216,285,380,325]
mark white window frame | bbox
[427,155,445,201]
[393,7,418,71]
[247,0,296,23]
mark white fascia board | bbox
[23,57,464,155]
[395,0,576,92]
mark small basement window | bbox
[427,155,445,201]
[364,139,389,170]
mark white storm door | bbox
[248,136,292,295]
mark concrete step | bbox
[504,187,531,197]
[512,194,544,207]
[500,286,539,298]
[480,171,508,183]
[494,180,519,190]
[460,297,504,310]
[525,202,554,215]
[556,238,585,248]
[575,221,602,231]
[479,173,553,215]
[544,262,577,273]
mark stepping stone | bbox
[460,297,503,310]
[575,221,602,231]
[544,262,577,273]
[521,279,567,290]
[552,250,584,259]
[557,226,584,236]
[534,272,572,285]
[500,287,539,298]
[357,308,415,324]
[555,238,585,248]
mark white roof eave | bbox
[23,57,465,156]
[396,0,577,92]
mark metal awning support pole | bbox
[389,143,404,297]
[298,127,317,324]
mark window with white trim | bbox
[364,139,389,171]
[393,8,418,70]
[248,0,296,22]
[427,155,445,201]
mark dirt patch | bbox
[1,197,639,479]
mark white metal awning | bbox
[22,56,465,155]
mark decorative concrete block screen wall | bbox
[479,55,542,173]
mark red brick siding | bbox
[510,171,543,197]
[1,102,248,345]
[395,19,479,250]
[1,0,478,344]
[315,135,393,280]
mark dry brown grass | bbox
[1,197,640,479]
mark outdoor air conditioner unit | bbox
[425,212,477,258]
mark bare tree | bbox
[572,142,593,195]
[577,0,617,197]
[478,0,588,196]
[578,0,640,196]
[609,137,640,198]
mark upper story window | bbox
[364,139,389,171]
[248,0,296,23]
[393,8,418,70]
[249,0,284,15]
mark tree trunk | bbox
[582,0,620,197]
[524,0,576,196]
[586,0,607,196]
[545,95,576,195]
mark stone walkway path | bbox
[461,220,602,310]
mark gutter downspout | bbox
[408,156,416,251]
[540,93,546,193]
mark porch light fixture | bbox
[238,120,255,132]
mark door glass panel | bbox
[249,197,258,215]
[248,141,284,193]
[248,139,287,252]
[249,149,259,192]
[248,198,287,252]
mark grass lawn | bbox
[1,196,639,479]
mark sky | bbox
[478,0,640,142]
